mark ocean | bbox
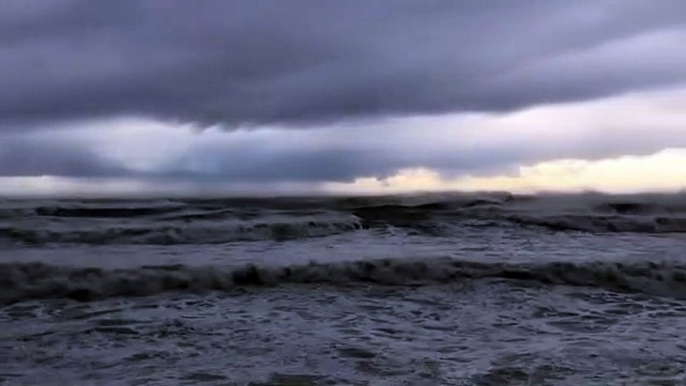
[1,192,686,385]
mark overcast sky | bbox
[1,0,686,196]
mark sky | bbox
[1,0,686,196]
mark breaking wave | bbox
[33,204,185,218]
[0,217,362,245]
[347,193,686,234]
[2,193,686,247]
[2,258,685,304]
[499,214,686,233]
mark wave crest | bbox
[2,258,685,304]
[0,217,362,245]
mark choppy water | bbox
[2,192,686,385]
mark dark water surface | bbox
[2,193,686,385]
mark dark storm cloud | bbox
[2,0,686,129]
[0,138,127,177]
[160,149,381,182]
[0,132,520,183]
[157,147,522,183]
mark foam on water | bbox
[3,282,686,385]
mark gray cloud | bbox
[0,138,127,178]
[157,148,523,183]
[5,124,680,184]
[2,0,686,129]
[0,129,522,182]
[2,0,686,192]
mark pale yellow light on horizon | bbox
[323,148,686,195]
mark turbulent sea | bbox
[2,192,686,385]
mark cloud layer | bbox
[2,0,686,128]
[2,87,686,191]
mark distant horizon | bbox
[2,187,686,201]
